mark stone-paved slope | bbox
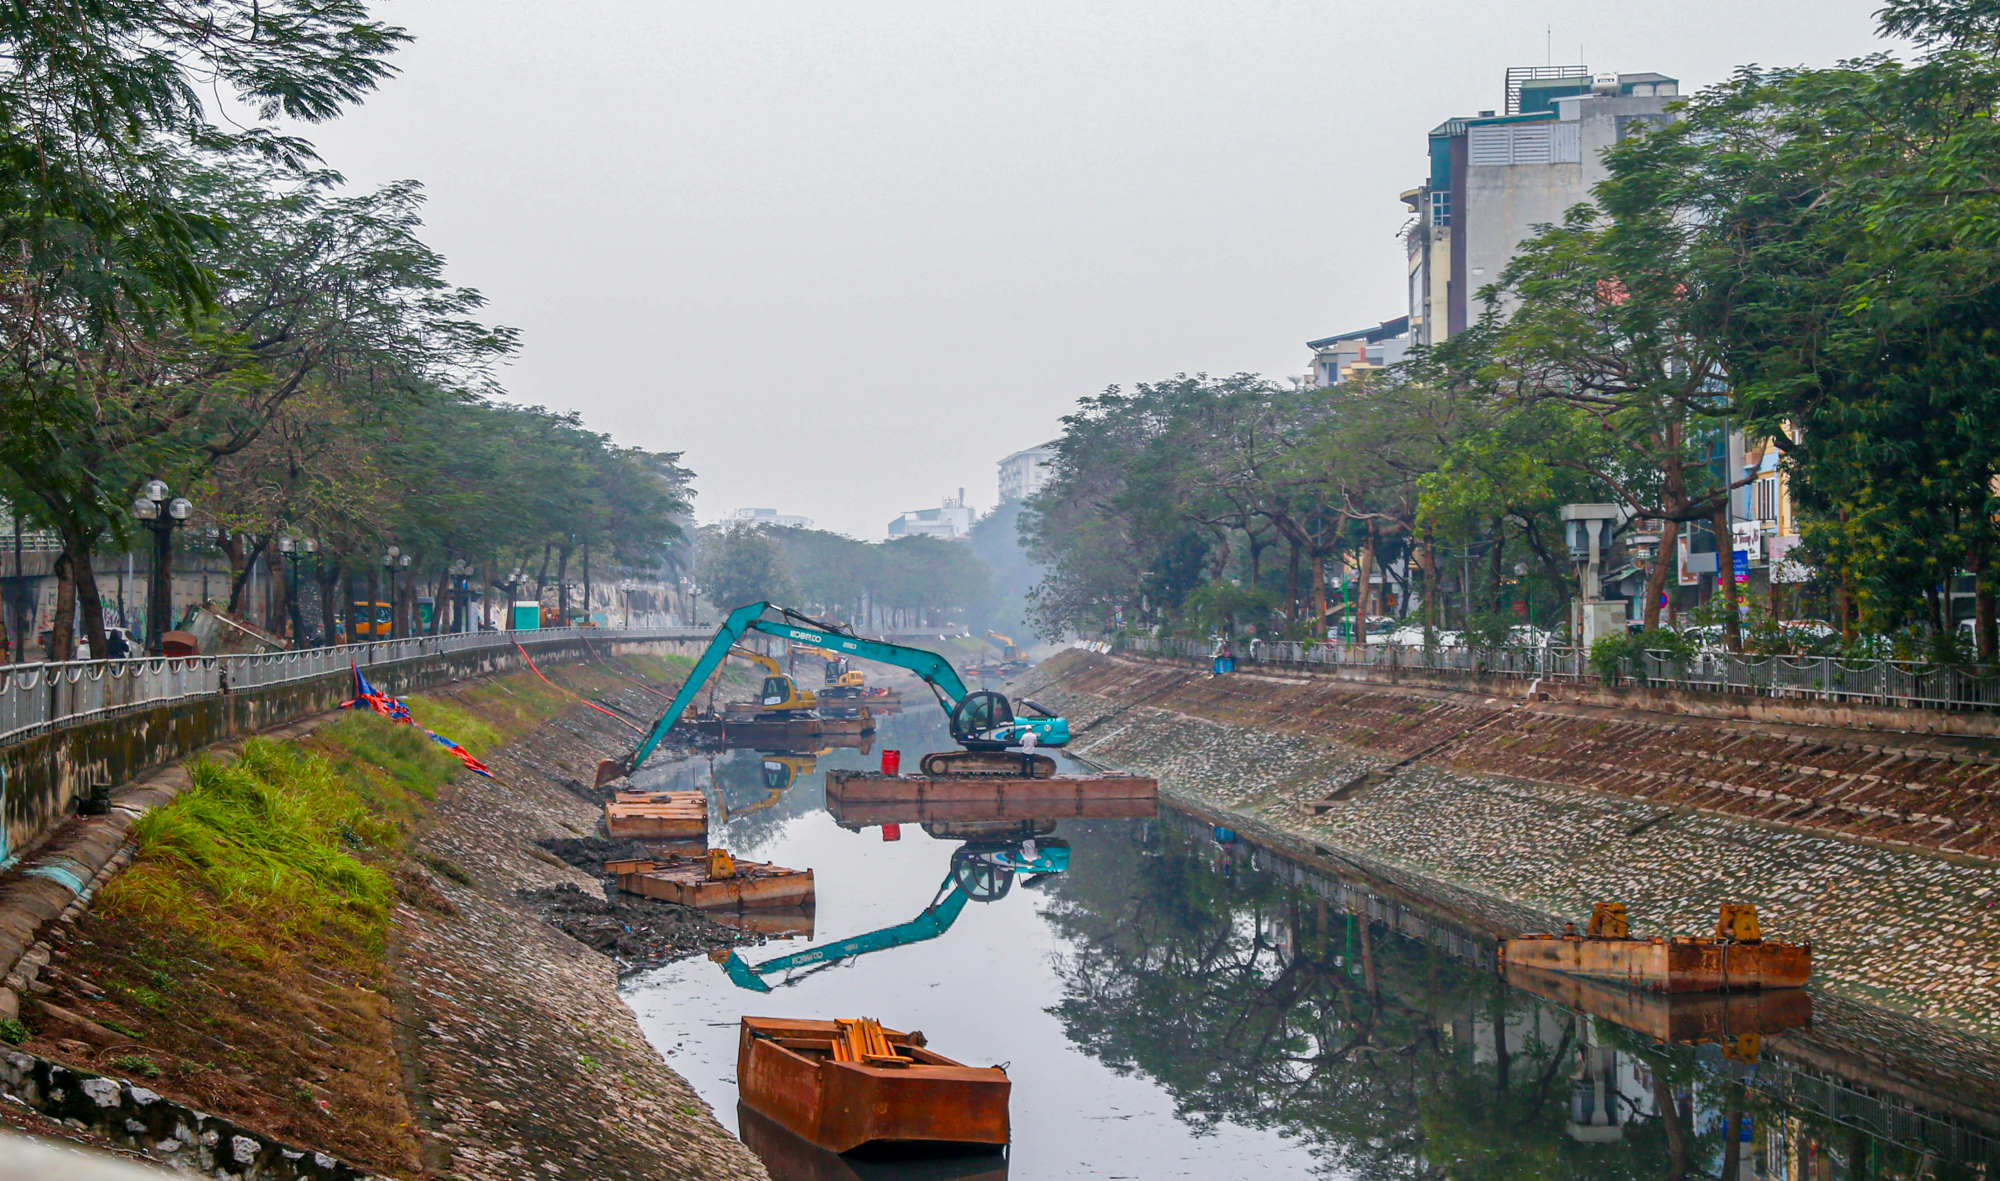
[1028,652,2000,1040]
[392,679,768,1181]
[1052,654,2000,858]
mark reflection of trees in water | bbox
[1041,822,1701,1180]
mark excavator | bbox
[727,645,819,717]
[795,644,868,693]
[984,631,1024,662]
[712,838,1070,992]
[609,602,1071,781]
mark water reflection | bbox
[1038,814,2000,1179]
[626,706,2000,1181]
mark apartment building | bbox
[1402,67,1680,347]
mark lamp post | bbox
[130,480,192,655]
[448,560,473,633]
[278,535,317,647]
[505,566,523,631]
[619,578,636,628]
[383,548,411,638]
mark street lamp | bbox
[383,547,411,637]
[277,535,317,647]
[619,578,636,628]
[447,559,474,633]
[130,480,192,655]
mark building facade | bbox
[1403,68,1680,347]
[887,490,974,540]
[726,507,814,530]
[1306,317,1411,387]
[997,441,1058,503]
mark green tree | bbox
[696,524,794,612]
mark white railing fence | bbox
[0,626,706,745]
[1097,634,2000,712]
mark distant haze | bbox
[305,0,1891,539]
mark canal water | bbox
[621,705,2000,1180]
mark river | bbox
[620,705,2000,1180]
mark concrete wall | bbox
[0,635,700,866]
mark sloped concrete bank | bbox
[2,660,767,1180]
[1024,650,2000,1041]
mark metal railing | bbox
[0,625,706,745]
[1097,633,2000,712]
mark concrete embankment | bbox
[0,655,766,1180]
[1024,649,2000,1041]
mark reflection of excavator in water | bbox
[712,748,827,824]
[713,839,1070,992]
[610,602,1071,781]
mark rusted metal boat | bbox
[737,1017,1010,1155]
[1499,903,1810,993]
[735,1103,1009,1180]
[827,785,1157,831]
[707,906,816,939]
[603,790,708,841]
[825,770,1156,818]
[606,850,815,911]
[1503,961,1810,1061]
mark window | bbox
[1430,190,1450,227]
[1755,476,1779,523]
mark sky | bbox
[298,0,1896,540]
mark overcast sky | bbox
[303,0,1894,539]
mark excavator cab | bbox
[759,674,816,714]
[949,691,1016,748]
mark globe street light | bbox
[447,559,474,633]
[505,566,524,630]
[382,547,411,638]
[277,535,317,647]
[130,480,192,655]
[619,578,636,628]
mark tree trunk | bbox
[1285,538,1301,628]
[1643,520,1679,632]
[1489,517,1507,613]
[1720,1101,1743,1181]
[319,563,340,646]
[1312,548,1327,640]
[1354,525,1377,635]
[1651,1068,1688,1181]
[556,546,571,625]
[67,535,110,660]
[226,537,268,618]
[1418,530,1439,636]
[1979,574,1996,664]
[49,547,76,661]
[1712,502,1741,651]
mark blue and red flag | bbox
[343,665,493,778]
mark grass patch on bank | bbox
[101,736,422,965]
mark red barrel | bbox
[881,749,901,776]
[882,823,902,842]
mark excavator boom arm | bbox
[722,881,971,992]
[628,601,972,771]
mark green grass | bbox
[103,735,412,965]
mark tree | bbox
[696,524,794,612]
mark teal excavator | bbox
[604,602,1070,781]
[711,839,1070,992]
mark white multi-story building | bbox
[888,490,974,540]
[1306,317,1411,387]
[725,507,814,529]
[997,442,1058,504]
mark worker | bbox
[1019,727,1038,753]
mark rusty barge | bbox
[737,1017,1010,1155]
[607,851,815,911]
[1499,903,1811,994]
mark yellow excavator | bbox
[795,644,867,692]
[984,631,1024,661]
[728,645,819,716]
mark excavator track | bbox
[919,750,1059,779]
